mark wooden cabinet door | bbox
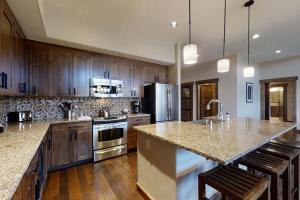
[106,59,120,80]
[90,55,106,79]
[51,130,73,167]
[73,128,92,162]
[132,65,143,97]
[12,26,26,95]
[49,48,72,96]
[119,61,132,97]
[127,116,150,150]
[29,44,56,96]
[0,2,14,93]
[143,66,156,83]
[156,67,168,83]
[72,52,90,97]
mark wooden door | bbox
[143,66,156,83]
[199,84,218,118]
[90,55,106,79]
[119,61,133,97]
[181,83,193,121]
[156,67,168,83]
[51,130,73,167]
[73,128,92,161]
[0,2,14,92]
[50,48,72,96]
[132,65,143,97]
[29,44,55,96]
[72,52,90,96]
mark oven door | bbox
[93,123,127,150]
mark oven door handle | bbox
[95,146,126,154]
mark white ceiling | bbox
[7,0,300,66]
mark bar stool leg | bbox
[294,155,299,200]
[281,167,290,200]
[261,187,269,200]
[271,174,279,200]
[198,175,206,200]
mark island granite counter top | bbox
[134,118,296,164]
[0,118,92,200]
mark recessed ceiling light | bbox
[252,34,260,39]
[275,50,282,54]
[170,21,177,28]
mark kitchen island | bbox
[134,118,296,200]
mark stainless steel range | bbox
[93,116,128,162]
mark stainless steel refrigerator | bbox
[142,83,178,123]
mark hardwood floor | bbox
[43,152,146,200]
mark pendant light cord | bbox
[188,0,191,44]
[247,6,250,66]
[222,0,227,58]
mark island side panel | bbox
[137,133,177,200]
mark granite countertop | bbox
[127,113,150,118]
[0,118,92,200]
[134,118,296,164]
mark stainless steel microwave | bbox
[90,78,123,98]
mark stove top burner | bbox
[93,115,127,124]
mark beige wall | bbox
[181,55,238,118]
[259,56,300,129]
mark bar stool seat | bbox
[237,151,289,200]
[198,165,269,200]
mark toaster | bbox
[7,111,33,122]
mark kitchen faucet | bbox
[206,99,225,121]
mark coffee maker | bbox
[131,101,141,114]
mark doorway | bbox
[196,79,219,120]
[260,76,297,122]
[181,82,194,121]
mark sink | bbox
[192,119,220,125]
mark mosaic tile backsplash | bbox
[0,97,138,124]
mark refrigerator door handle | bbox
[167,88,171,121]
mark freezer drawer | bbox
[93,144,127,162]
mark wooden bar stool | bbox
[258,142,299,200]
[237,151,289,200]
[198,165,269,200]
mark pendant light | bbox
[217,0,230,73]
[243,0,255,78]
[183,0,198,65]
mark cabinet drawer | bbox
[52,121,92,132]
[128,116,150,127]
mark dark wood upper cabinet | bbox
[49,48,73,96]
[143,66,156,83]
[0,1,14,93]
[28,43,56,96]
[106,59,120,80]
[119,61,133,97]
[72,52,90,97]
[132,65,143,97]
[143,65,168,84]
[90,54,106,79]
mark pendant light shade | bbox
[243,0,255,78]
[183,44,198,65]
[217,0,230,73]
[183,0,198,65]
[217,58,230,73]
[243,66,255,78]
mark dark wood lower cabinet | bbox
[127,116,150,150]
[51,121,92,169]
[12,121,92,200]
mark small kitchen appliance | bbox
[131,101,141,114]
[7,111,32,122]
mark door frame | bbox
[181,82,194,121]
[196,78,219,119]
[260,76,298,122]
[269,83,288,121]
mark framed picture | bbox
[246,82,253,103]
